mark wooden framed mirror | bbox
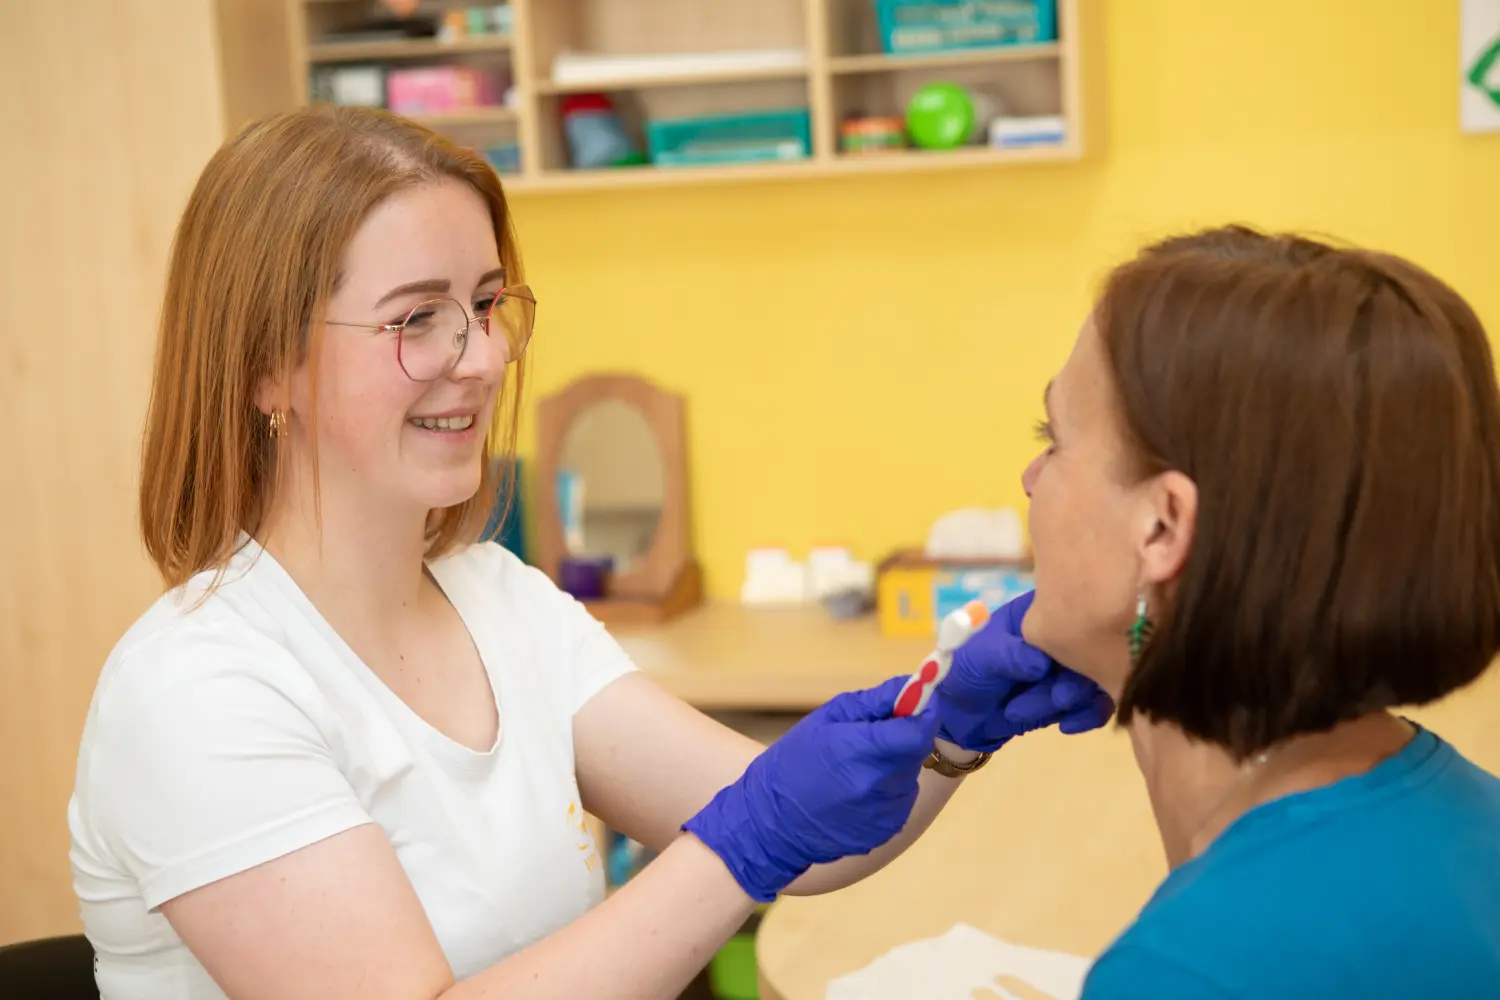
[535,373,701,624]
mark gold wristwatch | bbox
[922,744,993,778]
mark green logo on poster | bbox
[1468,33,1500,107]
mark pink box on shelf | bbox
[386,66,504,115]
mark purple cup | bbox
[559,554,613,600]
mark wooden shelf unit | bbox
[409,107,519,126]
[286,0,1100,195]
[532,63,812,96]
[307,35,513,64]
[827,41,1062,74]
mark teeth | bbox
[410,414,475,431]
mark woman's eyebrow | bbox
[375,278,449,307]
[373,267,507,308]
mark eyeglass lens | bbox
[395,289,534,381]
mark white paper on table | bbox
[825,923,1093,1000]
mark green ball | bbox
[905,82,975,150]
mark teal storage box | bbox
[934,567,1034,623]
[874,0,1057,54]
[645,108,811,167]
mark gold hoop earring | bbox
[268,410,287,439]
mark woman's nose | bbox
[450,316,505,379]
[1021,453,1044,497]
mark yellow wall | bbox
[513,0,1496,598]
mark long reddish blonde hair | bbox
[140,106,525,589]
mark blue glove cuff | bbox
[682,776,807,904]
[936,722,1013,755]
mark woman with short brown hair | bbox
[1022,225,1500,998]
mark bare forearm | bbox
[781,739,975,896]
[443,835,755,1000]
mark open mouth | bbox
[409,414,476,432]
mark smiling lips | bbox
[409,414,476,432]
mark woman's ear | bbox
[254,374,285,417]
[1138,471,1198,586]
[255,379,282,419]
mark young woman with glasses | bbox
[67,107,1110,1000]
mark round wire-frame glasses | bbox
[326,284,536,382]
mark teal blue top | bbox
[1082,726,1500,999]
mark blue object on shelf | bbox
[873,0,1057,55]
[482,457,527,563]
[483,141,521,174]
[556,469,584,553]
[562,92,640,169]
[645,108,812,168]
[603,828,658,890]
[606,831,649,888]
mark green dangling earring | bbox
[1127,591,1155,664]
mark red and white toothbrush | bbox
[892,600,991,717]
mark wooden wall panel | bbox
[0,0,228,944]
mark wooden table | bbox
[609,601,933,713]
[755,669,1500,1000]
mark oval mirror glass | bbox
[557,398,664,573]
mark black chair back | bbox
[0,934,99,998]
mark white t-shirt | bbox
[69,538,636,1000]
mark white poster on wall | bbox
[1462,0,1500,131]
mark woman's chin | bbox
[413,470,483,512]
[1022,607,1111,686]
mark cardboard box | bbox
[876,548,1032,637]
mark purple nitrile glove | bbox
[683,675,941,903]
[936,591,1115,753]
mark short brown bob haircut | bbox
[1100,225,1500,759]
[140,106,525,590]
